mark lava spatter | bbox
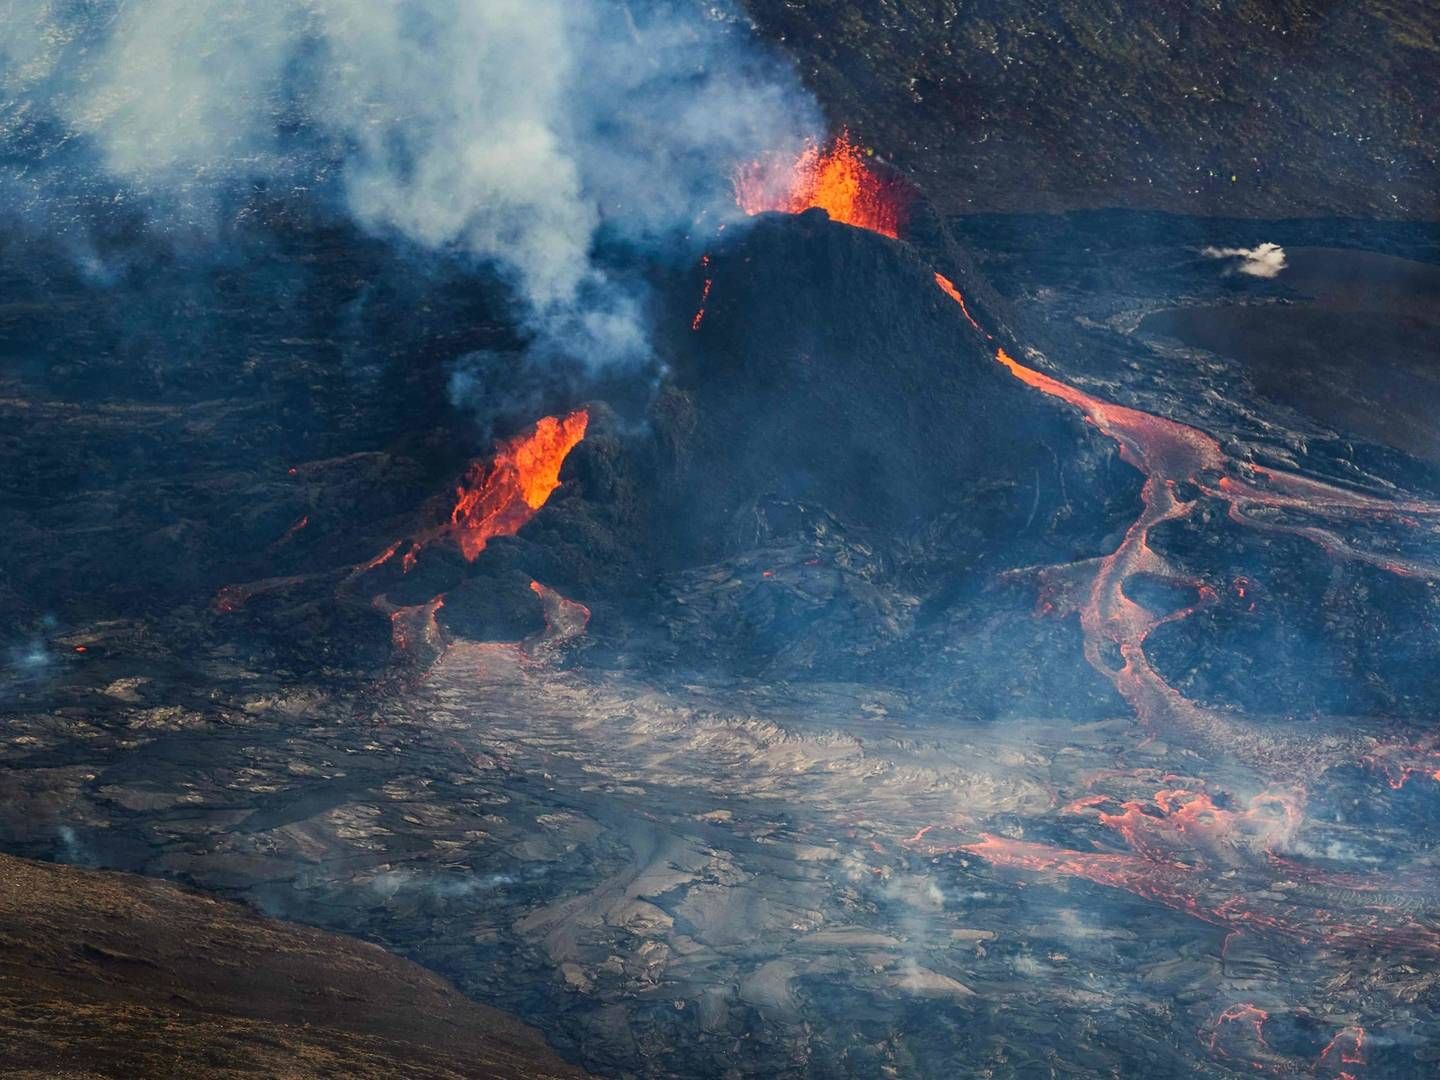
[449,409,590,561]
[347,408,589,574]
[214,410,588,623]
[734,130,906,238]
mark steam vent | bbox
[4,3,1440,1078]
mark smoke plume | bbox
[1202,241,1289,278]
[1,0,819,368]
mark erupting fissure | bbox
[362,407,590,570]
[448,409,590,561]
[213,410,589,616]
[734,130,906,238]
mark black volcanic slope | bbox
[0,206,1138,679]
[743,1,1440,220]
[659,209,1122,556]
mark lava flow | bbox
[961,833,1440,953]
[929,275,1440,968]
[734,130,906,238]
[691,254,713,331]
[933,273,987,336]
[1084,786,1304,866]
[993,340,1440,768]
[933,261,1440,774]
[450,409,589,561]
[1203,1005,1365,1076]
[525,580,591,651]
[214,410,589,616]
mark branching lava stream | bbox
[985,313,1440,777]
[922,272,1440,1058]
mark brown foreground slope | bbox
[0,853,586,1079]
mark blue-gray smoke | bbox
[0,0,820,367]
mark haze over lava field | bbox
[3,2,1440,1078]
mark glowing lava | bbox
[932,274,1440,972]
[214,409,589,617]
[993,341,1440,769]
[933,273,986,336]
[962,834,1440,952]
[526,580,591,651]
[378,594,447,663]
[691,254,713,332]
[1085,787,1304,865]
[450,409,589,561]
[734,130,905,238]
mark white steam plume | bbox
[1,0,820,367]
[1202,242,1288,279]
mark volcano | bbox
[9,193,1439,1075]
[6,5,1440,1079]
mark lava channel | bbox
[933,271,1440,778]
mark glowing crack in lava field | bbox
[4,2,1440,1078]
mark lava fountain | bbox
[734,130,906,238]
[215,409,589,614]
[449,409,590,561]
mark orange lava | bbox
[1319,1026,1366,1069]
[211,574,311,613]
[990,343,1440,773]
[1207,1003,1270,1053]
[734,130,905,238]
[964,834,1440,951]
[386,594,446,655]
[1093,787,1303,865]
[451,409,589,561]
[277,514,309,544]
[691,254,713,331]
[933,273,986,335]
[527,580,591,648]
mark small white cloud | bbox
[1202,242,1288,278]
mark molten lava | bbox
[962,833,1440,952]
[734,130,905,238]
[933,273,986,336]
[526,580,591,651]
[450,409,589,561]
[1083,787,1304,865]
[691,254,713,332]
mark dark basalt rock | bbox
[741,1,1440,221]
[34,207,1140,683]
[652,208,1136,567]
